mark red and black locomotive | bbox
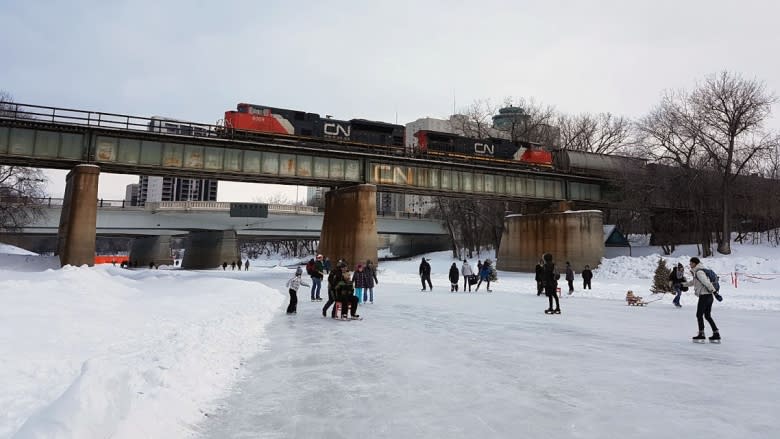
[220,102,555,168]
[223,103,405,147]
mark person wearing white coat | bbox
[461,259,475,292]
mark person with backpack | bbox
[542,253,561,314]
[683,257,720,342]
[669,263,687,308]
[581,265,593,290]
[285,266,310,315]
[419,257,432,291]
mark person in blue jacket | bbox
[475,259,493,292]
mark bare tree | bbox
[1,91,48,232]
[0,166,47,231]
[558,112,633,154]
[688,72,779,254]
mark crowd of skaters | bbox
[286,255,379,320]
[284,251,722,340]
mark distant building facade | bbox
[137,176,218,206]
[124,183,140,206]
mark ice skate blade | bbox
[692,339,706,343]
[709,340,721,344]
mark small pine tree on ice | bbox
[650,257,672,294]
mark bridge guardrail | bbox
[16,197,442,220]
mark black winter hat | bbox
[543,253,553,262]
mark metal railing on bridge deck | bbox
[22,197,441,220]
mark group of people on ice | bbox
[432,258,495,292]
[286,254,378,320]
[534,260,593,296]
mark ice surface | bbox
[1,242,779,438]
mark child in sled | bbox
[625,290,643,305]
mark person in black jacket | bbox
[542,253,561,314]
[323,261,345,318]
[419,258,432,291]
[535,260,544,296]
[581,265,593,290]
[669,263,686,308]
[449,262,460,292]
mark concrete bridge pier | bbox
[129,235,174,267]
[318,184,378,267]
[181,230,240,269]
[497,210,604,272]
[57,164,100,267]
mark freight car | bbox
[552,149,647,178]
[414,130,554,167]
[222,103,405,147]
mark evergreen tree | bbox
[650,257,672,294]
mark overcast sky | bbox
[2,0,779,201]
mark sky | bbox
[2,241,779,437]
[2,0,779,201]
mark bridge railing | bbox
[1,103,221,138]
[22,197,440,219]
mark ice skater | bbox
[285,266,309,314]
[683,257,720,342]
[543,253,561,314]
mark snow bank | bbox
[0,264,284,438]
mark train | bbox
[219,103,559,167]
[144,103,643,179]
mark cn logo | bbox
[474,143,494,155]
[324,122,351,137]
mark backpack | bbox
[701,268,721,294]
[306,260,315,276]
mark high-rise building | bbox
[306,186,328,207]
[137,176,218,206]
[124,183,140,206]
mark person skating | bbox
[336,270,360,319]
[542,253,561,314]
[353,263,370,305]
[581,265,593,290]
[461,259,474,292]
[419,257,433,291]
[310,255,325,301]
[323,257,332,275]
[475,259,493,292]
[244,259,250,271]
[285,266,310,314]
[683,257,720,342]
[535,259,544,296]
[669,263,686,308]
[565,262,575,294]
[449,262,460,292]
[323,261,345,317]
[364,260,379,303]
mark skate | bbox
[553,309,561,314]
[692,333,706,343]
[544,309,553,314]
[351,314,362,320]
[709,332,721,343]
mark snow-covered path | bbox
[199,270,780,439]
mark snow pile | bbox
[0,261,283,438]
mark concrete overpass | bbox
[18,201,448,238]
